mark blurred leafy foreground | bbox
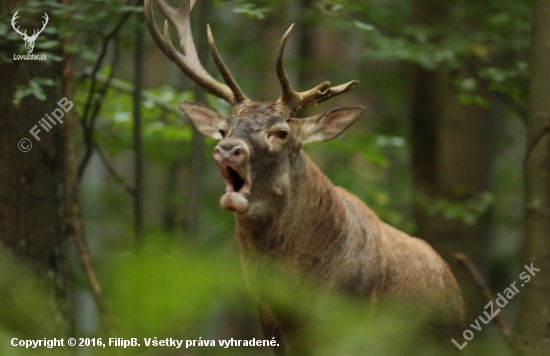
[1,240,506,356]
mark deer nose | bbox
[214,139,248,165]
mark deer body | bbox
[144,1,465,354]
[177,100,465,354]
[227,111,465,355]
[236,149,456,298]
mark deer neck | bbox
[235,150,347,257]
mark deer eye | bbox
[219,129,226,138]
[277,130,289,139]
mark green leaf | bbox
[117,5,143,13]
[37,40,60,49]
[80,49,99,61]
[354,20,376,32]
[0,23,8,37]
[34,78,55,86]
[13,78,55,102]
[233,4,270,19]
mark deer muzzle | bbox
[214,139,251,213]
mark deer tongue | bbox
[220,192,249,213]
[217,161,251,213]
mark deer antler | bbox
[11,11,49,40]
[11,11,27,39]
[275,25,359,112]
[144,0,248,106]
[30,13,49,39]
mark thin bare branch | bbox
[79,35,122,180]
[79,1,139,180]
[81,68,188,121]
[525,119,550,163]
[93,142,135,195]
[466,63,528,123]
[61,1,112,334]
[453,253,514,345]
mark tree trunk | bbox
[411,0,494,322]
[0,2,72,332]
[514,1,550,354]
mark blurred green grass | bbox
[1,240,514,356]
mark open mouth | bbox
[219,164,251,213]
[228,166,246,192]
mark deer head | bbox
[144,0,364,214]
[11,11,49,54]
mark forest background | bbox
[0,0,549,355]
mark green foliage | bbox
[3,237,399,355]
[327,132,405,168]
[105,241,246,336]
[416,191,494,225]
[13,78,56,104]
[455,77,491,107]
[232,3,271,19]
[1,239,514,355]
[346,0,531,107]
[0,251,64,356]
[75,73,194,163]
[480,61,528,102]
[0,0,143,121]
[0,0,530,353]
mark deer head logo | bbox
[11,11,49,54]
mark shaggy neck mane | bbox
[235,150,349,262]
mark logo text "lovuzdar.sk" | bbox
[451,262,540,350]
[30,98,74,142]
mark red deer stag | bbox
[144,0,466,354]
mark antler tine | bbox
[275,24,359,112]
[207,24,247,104]
[144,0,247,106]
[40,13,49,30]
[11,11,25,37]
[276,24,299,105]
[31,14,48,38]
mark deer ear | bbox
[300,106,365,144]
[179,101,227,140]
